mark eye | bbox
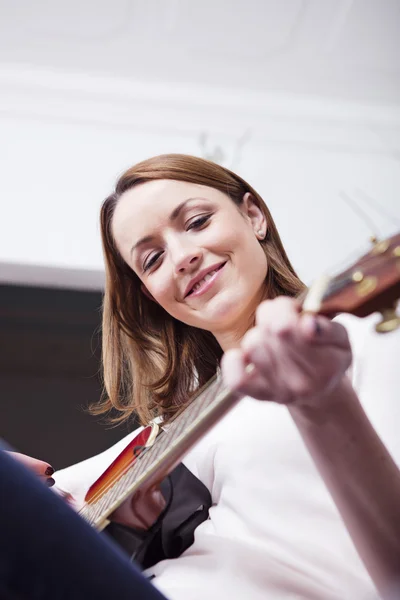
[143,251,163,272]
[187,214,211,231]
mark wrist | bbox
[288,376,359,427]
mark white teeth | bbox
[190,268,219,294]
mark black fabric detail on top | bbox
[104,463,211,570]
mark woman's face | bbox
[112,179,268,346]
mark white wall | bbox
[1,66,400,288]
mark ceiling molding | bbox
[1,64,400,155]
[0,260,105,291]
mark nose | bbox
[170,240,202,274]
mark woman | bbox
[56,154,400,599]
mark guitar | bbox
[79,232,400,533]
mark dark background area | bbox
[0,283,136,470]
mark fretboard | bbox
[79,373,241,530]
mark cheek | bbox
[145,270,175,307]
[236,234,268,280]
[207,224,243,255]
[229,226,260,258]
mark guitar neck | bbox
[79,229,400,530]
[80,374,241,530]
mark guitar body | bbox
[83,424,212,569]
[85,423,164,530]
[75,230,400,568]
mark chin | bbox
[200,294,248,330]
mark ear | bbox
[140,283,157,303]
[241,192,267,240]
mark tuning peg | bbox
[375,305,400,333]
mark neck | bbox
[214,315,254,351]
[213,285,268,351]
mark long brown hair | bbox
[93,154,305,426]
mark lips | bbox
[184,262,226,298]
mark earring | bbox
[257,229,264,238]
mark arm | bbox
[289,378,400,594]
[221,297,400,596]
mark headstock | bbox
[303,232,400,333]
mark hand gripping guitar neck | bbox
[79,231,400,536]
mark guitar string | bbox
[323,233,399,301]
[324,276,352,299]
[86,423,182,525]
[84,234,400,524]
[79,380,216,522]
[99,429,173,513]
[82,267,365,524]
[98,380,220,517]
[83,428,172,512]
[86,407,191,512]
[83,377,223,525]
[83,396,201,511]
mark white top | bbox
[55,313,400,600]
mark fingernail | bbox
[45,466,54,477]
[314,319,322,336]
[46,477,55,487]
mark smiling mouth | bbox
[186,262,226,297]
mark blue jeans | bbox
[0,449,166,600]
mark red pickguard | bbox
[85,425,153,504]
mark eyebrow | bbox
[129,197,206,256]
